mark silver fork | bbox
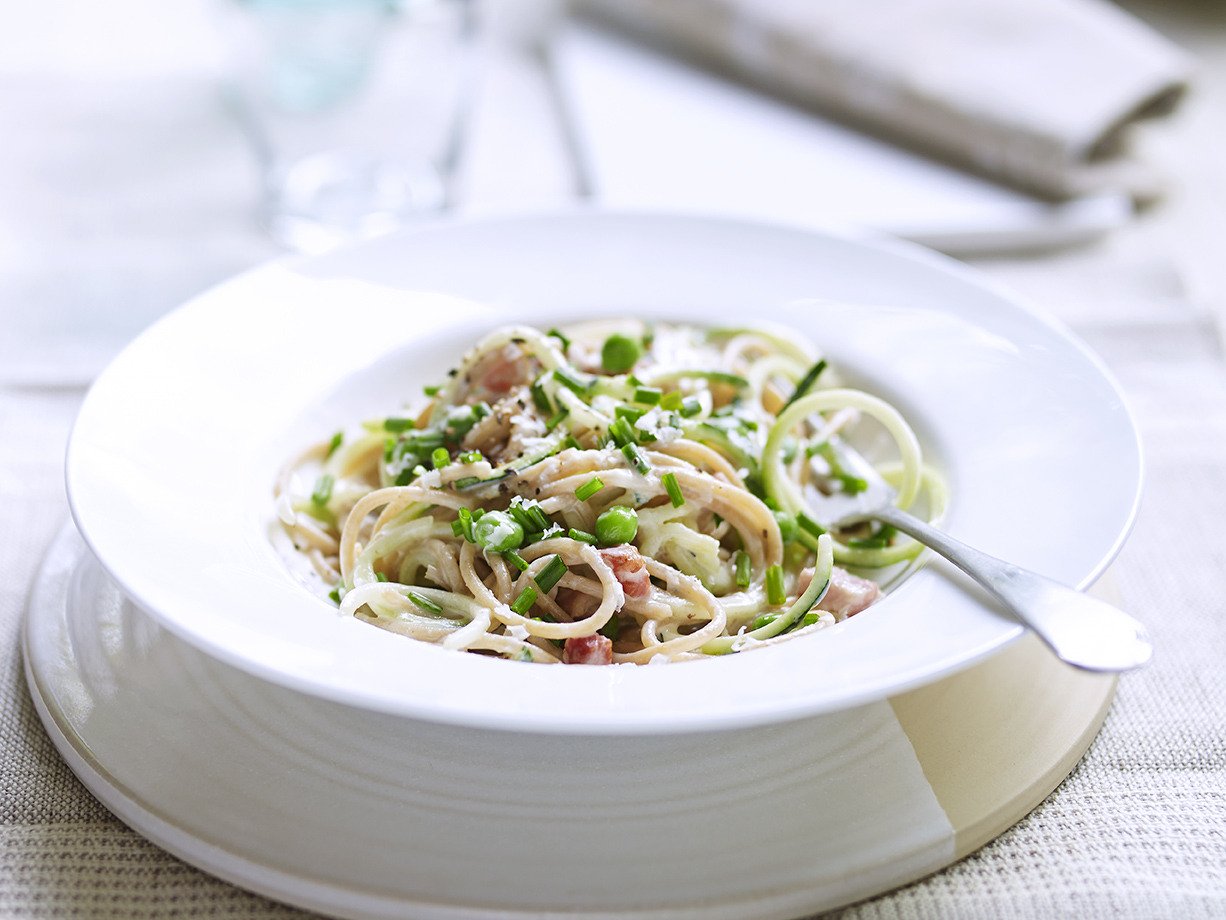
[825,440,1152,673]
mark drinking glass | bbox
[224,0,475,251]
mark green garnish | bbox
[553,367,592,396]
[766,564,785,606]
[773,510,798,543]
[531,378,553,413]
[384,417,415,433]
[546,327,571,352]
[600,615,622,641]
[327,584,343,604]
[455,508,475,542]
[734,550,751,588]
[609,415,638,447]
[534,555,568,594]
[325,431,344,459]
[503,550,529,573]
[452,476,481,490]
[662,471,685,508]
[423,384,442,397]
[311,473,334,507]
[679,397,702,418]
[838,474,869,494]
[659,391,684,411]
[601,333,642,373]
[511,586,538,615]
[375,572,388,582]
[545,408,569,432]
[848,525,897,549]
[621,443,650,475]
[797,513,826,538]
[614,405,645,425]
[458,450,484,464]
[781,359,827,411]
[751,613,778,631]
[408,592,443,614]
[575,477,604,501]
[633,386,662,406]
[508,497,551,534]
[472,510,525,553]
[568,528,598,545]
[432,447,450,469]
[595,506,638,546]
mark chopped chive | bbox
[848,525,897,549]
[394,468,416,487]
[383,437,396,462]
[375,572,388,582]
[601,333,641,373]
[633,386,662,406]
[662,471,685,507]
[615,405,645,425]
[659,390,684,411]
[451,520,465,538]
[568,528,598,545]
[609,415,638,447]
[734,550,751,588]
[562,435,582,451]
[432,447,450,469]
[766,564,785,606]
[600,615,622,641]
[311,473,334,507]
[511,586,538,615]
[553,367,592,396]
[575,476,604,502]
[531,378,552,413]
[545,408,569,432]
[534,555,568,594]
[456,508,474,542]
[773,510,798,543]
[751,613,778,631]
[458,450,484,464]
[838,474,869,495]
[781,359,828,411]
[423,384,442,397]
[503,550,529,573]
[546,327,571,352]
[325,431,344,459]
[384,417,415,433]
[452,475,481,490]
[621,442,650,475]
[679,397,703,418]
[327,584,343,604]
[800,611,821,627]
[797,513,827,538]
[408,592,443,614]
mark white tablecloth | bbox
[1,1,1223,917]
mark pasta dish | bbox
[275,322,943,665]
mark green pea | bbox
[472,511,525,553]
[595,506,638,546]
[601,334,642,374]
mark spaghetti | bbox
[275,322,944,664]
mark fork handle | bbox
[866,505,1151,673]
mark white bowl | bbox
[40,213,1141,917]
[64,212,1141,733]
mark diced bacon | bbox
[818,566,880,618]
[599,545,652,599]
[563,634,613,665]
[476,345,530,395]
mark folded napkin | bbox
[576,0,1192,201]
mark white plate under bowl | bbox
[64,212,1141,734]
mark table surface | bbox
[2,1,1224,917]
